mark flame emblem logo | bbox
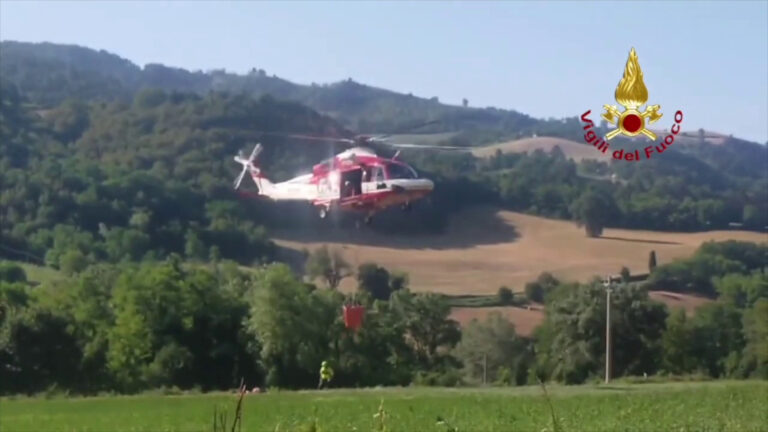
[602,48,662,140]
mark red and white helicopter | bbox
[233,133,467,225]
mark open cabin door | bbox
[340,168,363,198]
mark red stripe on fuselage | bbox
[314,188,431,212]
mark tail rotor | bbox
[233,143,263,190]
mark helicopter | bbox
[233,132,468,225]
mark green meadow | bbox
[2,381,766,432]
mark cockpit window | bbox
[372,166,384,182]
[387,163,417,179]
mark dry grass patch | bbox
[275,209,766,295]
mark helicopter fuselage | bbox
[237,146,434,218]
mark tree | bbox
[524,282,544,303]
[620,266,631,283]
[357,263,392,300]
[648,250,657,273]
[661,308,697,374]
[0,307,83,394]
[0,262,26,283]
[305,245,351,290]
[209,246,221,263]
[536,283,667,383]
[714,272,768,309]
[184,230,206,260]
[391,290,460,370]
[106,258,256,392]
[570,190,616,237]
[497,286,514,305]
[248,263,342,389]
[524,272,560,304]
[645,242,762,296]
[688,302,745,377]
[48,99,90,143]
[59,249,88,275]
[741,205,763,230]
[454,312,529,385]
[740,299,768,378]
[389,271,409,292]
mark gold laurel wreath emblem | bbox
[602,48,662,141]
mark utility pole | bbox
[602,276,615,384]
[483,354,487,385]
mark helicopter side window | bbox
[373,166,385,182]
[387,163,417,179]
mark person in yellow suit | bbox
[318,360,334,389]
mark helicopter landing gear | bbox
[401,202,412,212]
[318,206,329,219]
[356,213,374,229]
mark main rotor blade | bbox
[248,143,262,161]
[388,119,442,134]
[374,142,473,151]
[259,132,355,144]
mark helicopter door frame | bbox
[340,167,363,198]
[373,166,387,190]
[318,171,340,200]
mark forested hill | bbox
[1,39,767,268]
[5,40,768,148]
[0,81,353,266]
[0,40,541,139]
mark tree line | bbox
[0,40,540,138]
[1,240,765,395]
[2,79,766,272]
[403,143,767,236]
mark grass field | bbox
[2,381,766,432]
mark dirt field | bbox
[449,306,545,337]
[274,207,767,295]
[448,291,713,337]
[648,291,714,316]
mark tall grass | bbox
[3,381,766,432]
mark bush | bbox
[524,272,560,303]
[497,286,514,305]
[0,261,27,283]
[524,282,544,303]
[495,367,514,386]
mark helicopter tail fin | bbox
[233,143,264,191]
[252,175,274,195]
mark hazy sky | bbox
[2,1,767,143]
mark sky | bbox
[1,1,767,143]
